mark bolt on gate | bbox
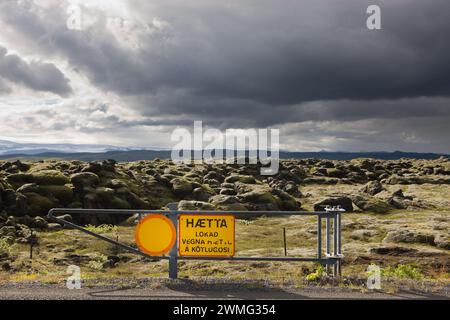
[47,204,344,279]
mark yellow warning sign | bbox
[178,214,235,257]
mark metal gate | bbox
[47,204,344,279]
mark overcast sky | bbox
[0,0,449,152]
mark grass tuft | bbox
[85,224,118,234]
[0,238,11,255]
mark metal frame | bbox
[47,205,344,279]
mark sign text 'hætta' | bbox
[178,215,235,257]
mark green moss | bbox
[309,167,326,175]
[146,193,177,209]
[224,175,256,184]
[326,168,345,177]
[97,170,116,179]
[70,172,100,188]
[39,185,74,205]
[0,178,12,191]
[34,170,70,185]
[109,196,132,209]
[215,203,248,211]
[25,192,56,216]
[240,191,277,204]
[171,178,193,197]
[142,178,177,208]
[95,187,115,200]
[279,199,301,211]
[6,173,35,188]
[201,184,215,193]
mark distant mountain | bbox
[0,139,131,155]
[0,147,448,162]
[279,150,449,160]
[0,139,167,156]
[0,150,172,161]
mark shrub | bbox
[87,255,107,271]
[382,264,423,280]
[305,265,325,281]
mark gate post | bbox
[317,215,322,260]
[337,211,342,276]
[325,206,345,277]
[167,203,179,279]
[325,216,331,274]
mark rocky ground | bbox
[0,157,449,296]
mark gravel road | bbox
[0,283,448,300]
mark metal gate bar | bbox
[47,206,344,279]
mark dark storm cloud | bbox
[124,93,450,129]
[2,1,450,112]
[0,46,72,96]
[281,115,450,154]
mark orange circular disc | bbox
[135,214,176,256]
